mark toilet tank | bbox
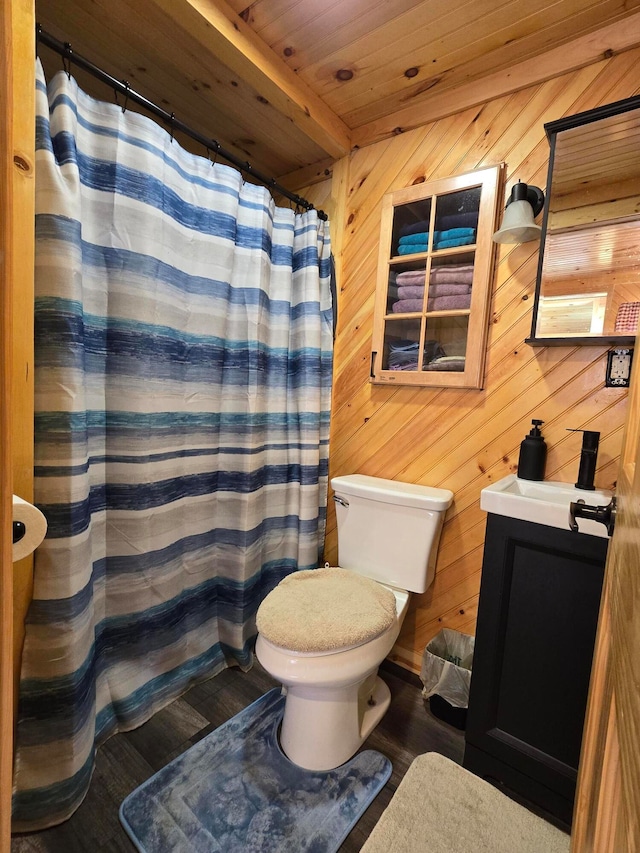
[331,475,454,594]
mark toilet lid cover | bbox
[256,567,397,653]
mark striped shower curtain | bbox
[12,60,333,831]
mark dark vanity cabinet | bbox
[463,513,609,829]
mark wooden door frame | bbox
[1,3,16,844]
[1,1,35,848]
[571,322,640,848]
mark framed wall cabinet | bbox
[371,165,503,388]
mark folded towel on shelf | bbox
[396,270,427,286]
[397,285,426,299]
[398,231,430,245]
[399,228,474,252]
[388,340,419,355]
[428,283,472,297]
[431,263,474,275]
[427,294,471,311]
[437,227,475,239]
[388,340,420,351]
[430,266,474,285]
[398,243,429,255]
[438,211,479,231]
[387,339,446,369]
[399,220,431,238]
[424,356,466,372]
[392,298,425,313]
[434,235,475,250]
[387,340,420,370]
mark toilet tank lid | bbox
[331,474,453,511]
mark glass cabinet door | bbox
[372,166,503,389]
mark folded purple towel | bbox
[392,298,425,313]
[432,263,474,274]
[428,283,471,297]
[397,285,425,299]
[430,267,474,285]
[427,294,471,311]
[396,270,427,285]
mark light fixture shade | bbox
[492,182,545,244]
[492,200,542,243]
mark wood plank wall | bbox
[295,48,639,674]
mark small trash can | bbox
[420,628,474,730]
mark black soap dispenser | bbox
[517,419,547,481]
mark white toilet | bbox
[255,474,453,771]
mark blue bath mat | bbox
[119,688,392,852]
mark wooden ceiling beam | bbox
[149,0,352,160]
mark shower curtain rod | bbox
[36,25,327,221]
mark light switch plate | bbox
[606,348,634,387]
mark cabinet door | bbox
[371,165,502,388]
[463,513,608,828]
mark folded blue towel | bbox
[398,243,428,255]
[398,228,475,254]
[398,231,430,245]
[434,235,475,250]
[437,227,475,239]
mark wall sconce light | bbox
[492,181,545,244]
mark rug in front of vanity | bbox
[119,687,391,853]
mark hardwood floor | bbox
[10,659,465,852]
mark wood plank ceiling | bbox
[35,0,640,183]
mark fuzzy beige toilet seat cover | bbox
[257,567,397,653]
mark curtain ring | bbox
[121,82,130,114]
[63,42,73,80]
[169,112,175,143]
[206,144,218,168]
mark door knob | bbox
[568,496,616,536]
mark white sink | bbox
[481,474,613,538]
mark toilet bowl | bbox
[256,577,409,771]
[255,474,453,771]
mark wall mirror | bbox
[528,94,640,345]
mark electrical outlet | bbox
[605,348,634,387]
